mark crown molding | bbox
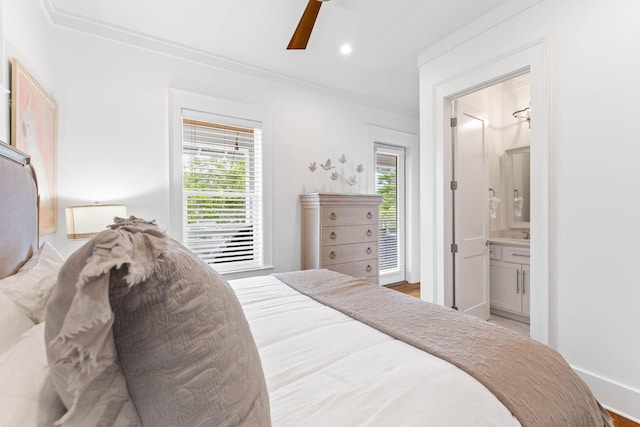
[39,0,418,118]
[418,0,544,67]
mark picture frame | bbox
[11,58,58,235]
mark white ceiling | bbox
[46,0,511,114]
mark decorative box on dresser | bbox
[300,193,382,284]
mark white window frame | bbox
[170,89,273,279]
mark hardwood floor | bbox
[609,412,640,427]
[387,281,420,298]
[387,282,639,427]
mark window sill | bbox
[217,265,274,281]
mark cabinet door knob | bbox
[366,247,372,254]
[330,232,337,240]
[330,251,336,259]
[366,230,372,237]
[366,265,372,272]
[330,212,337,220]
[367,212,373,219]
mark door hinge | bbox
[450,180,458,190]
[451,243,458,253]
[450,117,458,127]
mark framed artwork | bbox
[11,58,58,235]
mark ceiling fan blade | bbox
[287,0,323,50]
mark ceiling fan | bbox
[287,0,331,50]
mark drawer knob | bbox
[330,232,337,240]
[366,265,372,272]
[330,251,336,259]
[367,212,373,219]
[330,212,337,220]
[366,230,372,237]
[366,247,372,254]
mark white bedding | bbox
[230,275,521,427]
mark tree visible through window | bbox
[376,154,398,270]
[182,118,263,271]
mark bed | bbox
[0,142,612,427]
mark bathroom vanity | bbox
[489,238,530,323]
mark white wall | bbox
[3,0,419,277]
[419,0,640,420]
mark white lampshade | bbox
[65,204,127,239]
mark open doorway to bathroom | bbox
[448,73,531,336]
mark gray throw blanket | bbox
[274,270,612,427]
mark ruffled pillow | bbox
[45,217,271,427]
[0,242,63,323]
[0,291,35,355]
[0,323,66,426]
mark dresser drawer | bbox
[329,259,378,278]
[322,242,378,266]
[322,225,378,246]
[502,246,530,264]
[321,207,378,226]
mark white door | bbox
[452,100,490,320]
[375,144,406,285]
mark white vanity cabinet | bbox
[490,243,530,322]
[300,193,382,284]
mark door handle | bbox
[522,270,526,295]
[330,212,337,220]
[329,251,336,259]
[516,270,520,294]
[330,232,337,240]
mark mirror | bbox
[505,146,530,228]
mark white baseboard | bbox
[574,367,640,423]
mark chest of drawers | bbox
[300,193,382,284]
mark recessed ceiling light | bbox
[340,44,352,56]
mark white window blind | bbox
[182,116,264,273]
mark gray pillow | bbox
[45,217,270,426]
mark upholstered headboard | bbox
[0,143,39,279]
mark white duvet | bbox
[230,275,521,427]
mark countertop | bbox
[489,237,530,247]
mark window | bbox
[170,91,272,277]
[375,144,406,284]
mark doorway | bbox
[448,74,531,331]
[420,39,549,344]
